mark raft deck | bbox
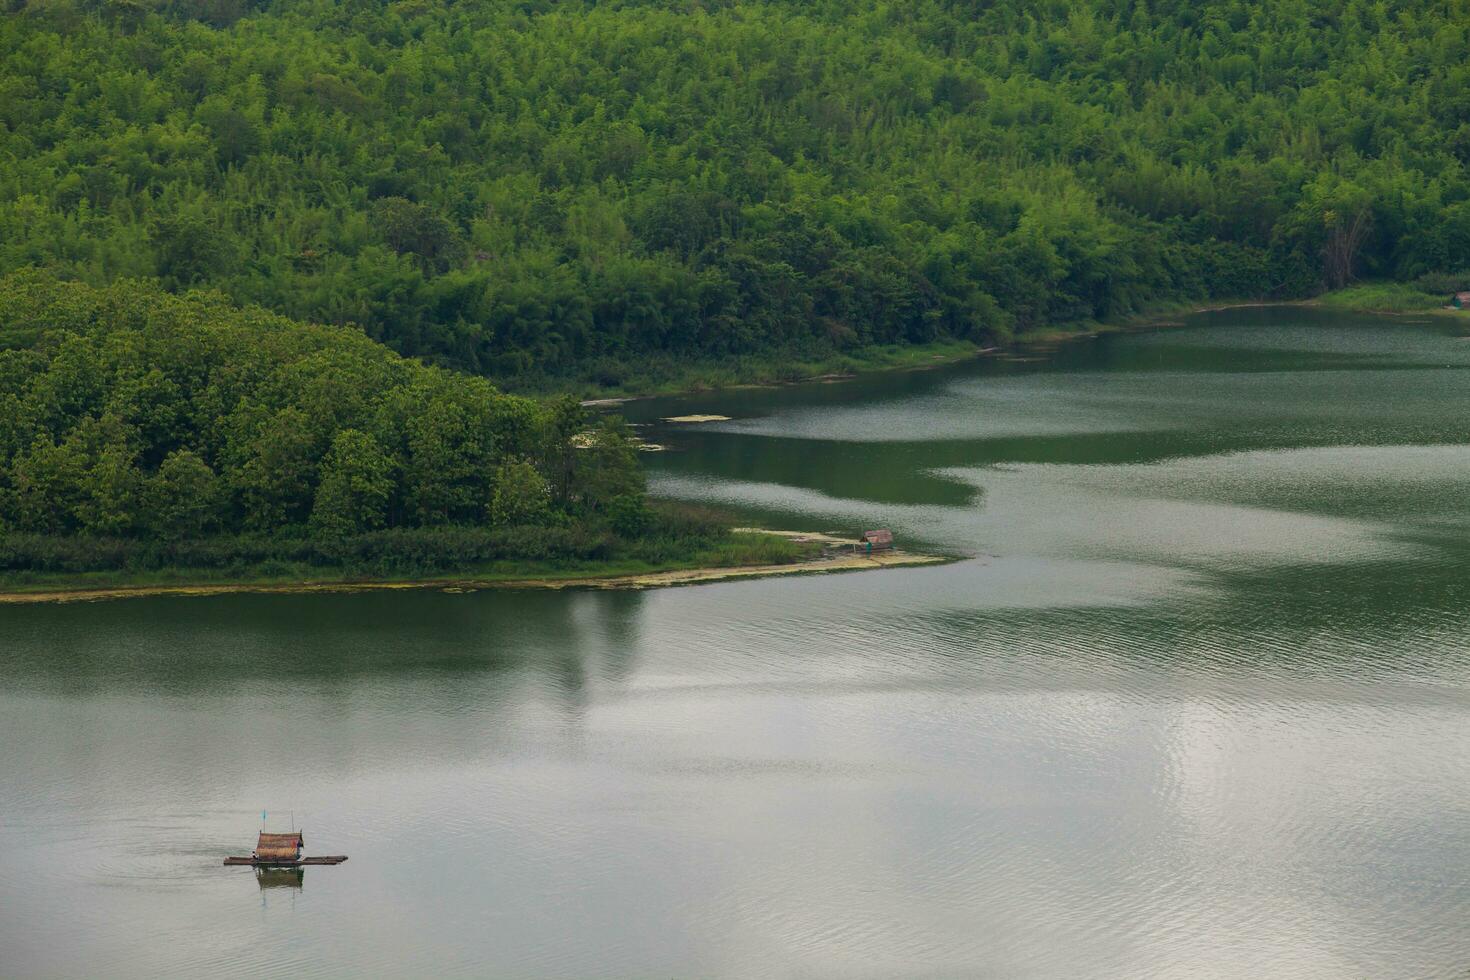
[224,856,348,866]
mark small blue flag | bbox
[262,810,267,821]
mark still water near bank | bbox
[4,308,1470,978]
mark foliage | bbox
[605,494,654,538]
[488,457,551,528]
[575,417,647,513]
[3,0,1468,386]
[0,273,646,552]
[1315,280,1461,313]
[145,448,221,538]
[0,503,811,584]
[310,428,395,536]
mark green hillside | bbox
[3,0,1469,386]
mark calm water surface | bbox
[4,308,1470,978]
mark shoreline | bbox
[581,299,1327,408]
[1001,300,1270,347]
[0,536,950,605]
[11,291,1448,608]
[577,339,990,407]
[583,288,1468,409]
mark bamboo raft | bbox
[224,831,346,867]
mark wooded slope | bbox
[3,0,1468,383]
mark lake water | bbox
[4,308,1470,978]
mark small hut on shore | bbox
[254,832,303,864]
[1452,291,1470,309]
[860,529,894,552]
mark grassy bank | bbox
[0,549,947,603]
[1309,281,1466,318]
[0,505,824,597]
[0,548,806,598]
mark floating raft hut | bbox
[224,831,347,866]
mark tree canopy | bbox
[0,271,641,539]
[2,0,1468,384]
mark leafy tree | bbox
[7,436,85,534]
[605,493,653,538]
[371,197,466,274]
[397,377,497,525]
[195,97,260,168]
[145,449,221,539]
[488,458,551,527]
[74,433,142,536]
[229,407,319,530]
[310,428,395,536]
[576,416,645,513]
[148,210,234,290]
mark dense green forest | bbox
[0,271,798,580]
[3,0,1468,386]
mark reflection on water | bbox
[256,867,305,890]
[3,308,1470,978]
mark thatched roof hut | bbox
[254,832,303,863]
